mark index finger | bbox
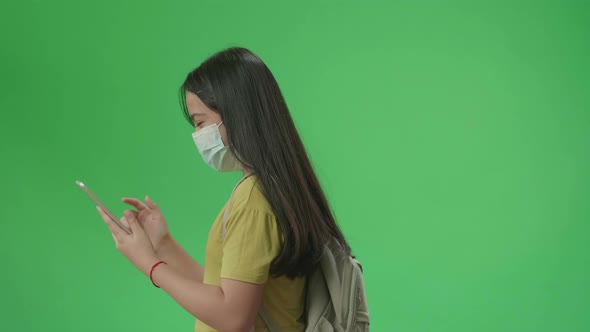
[121,197,149,211]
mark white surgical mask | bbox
[192,121,242,172]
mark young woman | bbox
[96,47,351,332]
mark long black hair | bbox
[179,47,350,278]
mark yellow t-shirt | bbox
[195,175,306,332]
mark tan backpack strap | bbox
[259,304,279,332]
[222,173,254,241]
[222,201,231,241]
[222,174,277,331]
[321,246,344,326]
[248,306,278,332]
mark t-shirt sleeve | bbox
[220,206,282,284]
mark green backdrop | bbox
[1,1,589,331]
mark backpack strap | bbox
[248,306,278,332]
[320,245,344,326]
[259,305,279,331]
[222,173,254,241]
[244,303,279,332]
[222,173,279,331]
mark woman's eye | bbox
[196,122,204,128]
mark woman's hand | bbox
[97,207,159,275]
[121,196,171,254]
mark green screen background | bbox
[1,1,589,331]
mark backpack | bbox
[298,238,370,332]
[223,175,370,331]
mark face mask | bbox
[192,121,242,172]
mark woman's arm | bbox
[156,235,204,283]
[149,262,264,332]
[100,202,260,331]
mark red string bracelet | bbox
[149,260,167,288]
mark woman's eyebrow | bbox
[190,112,205,121]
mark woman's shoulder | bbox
[231,174,273,214]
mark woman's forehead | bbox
[186,91,213,117]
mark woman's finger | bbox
[124,210,139,231]
[121,197,150,211]
[97,206,124,240]
[144,196,159,210]
[119,215,130,228]
[125,210,141,234]
[122,209,138,221]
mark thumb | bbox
[145,195,159,210]
[124,210,140,232]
